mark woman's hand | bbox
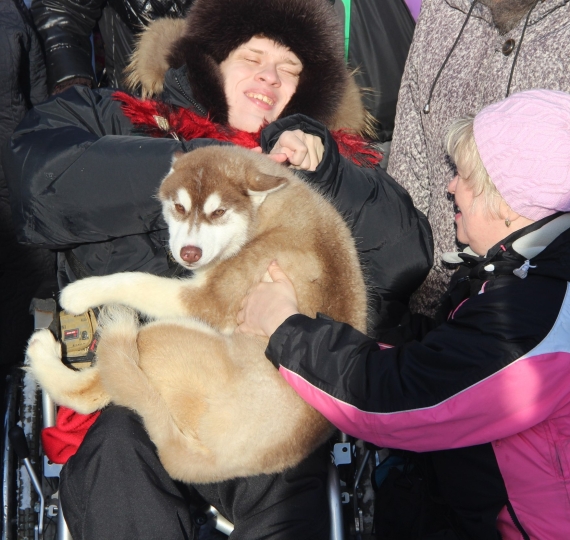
[236,261,300,338]
[259,130,324,171]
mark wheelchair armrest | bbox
[30,298,58,334]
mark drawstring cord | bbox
[423,0,479,114]
[505,0,540,97]
[423,0,540,114]
[513,259,536,279]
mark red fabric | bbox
[113,91,382,167]
[42,407,101,464]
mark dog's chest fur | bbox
[160,146,367,334]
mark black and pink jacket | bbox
[267,213,570,539]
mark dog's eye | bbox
[212,208,226,218]
[174,203,185,214]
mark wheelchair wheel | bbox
[12,370,59,540]
[15,370,42,540]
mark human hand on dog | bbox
[236,260,299,338]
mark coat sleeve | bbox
[261,115,433,334]
[265,278,570,452]
[30,0,104,92]
[1,86,191,249]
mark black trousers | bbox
[60,406,330,540]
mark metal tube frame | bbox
[2,373,18,540]
[328,459,345,540]
[21,456,44,540]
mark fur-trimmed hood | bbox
[125,0,374,135]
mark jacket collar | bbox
[161,65,207,114]
[442,213,570,280]
[444,0,568,26]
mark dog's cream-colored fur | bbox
[26,146,368,483]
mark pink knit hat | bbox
[473,89,570,221]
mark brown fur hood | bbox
[125,0,374,135]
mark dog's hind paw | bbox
[25,329,61,367]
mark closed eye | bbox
[279,67,301,77]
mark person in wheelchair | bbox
[237,89,570,540]
[1,0,433,538]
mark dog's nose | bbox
[180,245,202,263]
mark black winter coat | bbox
[0,0,56,374]
[337,0,415,141]
[30,0,193,92]
[1,67,433,336]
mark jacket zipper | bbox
[173,74,207,116]
[506,500,530,540]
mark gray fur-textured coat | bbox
[388,0,570,314]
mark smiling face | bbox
[219,36,303,133]
[449,174,499,255]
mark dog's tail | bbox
[25,328,111,414]
[95,306,213,479]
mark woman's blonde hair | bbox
[446,116,503,216]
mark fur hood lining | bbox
[125,0,374,136]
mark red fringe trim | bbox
[113,91,381,167]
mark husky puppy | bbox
[26,145,368,483]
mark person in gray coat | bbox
[388,0,570,315]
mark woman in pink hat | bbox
[238,89,570,539]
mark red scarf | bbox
[113,91,382,167]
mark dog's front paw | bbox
[26,328,61,367]
[60,277,104,314]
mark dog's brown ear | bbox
[247,173,288,193]
[247,173,288,207]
